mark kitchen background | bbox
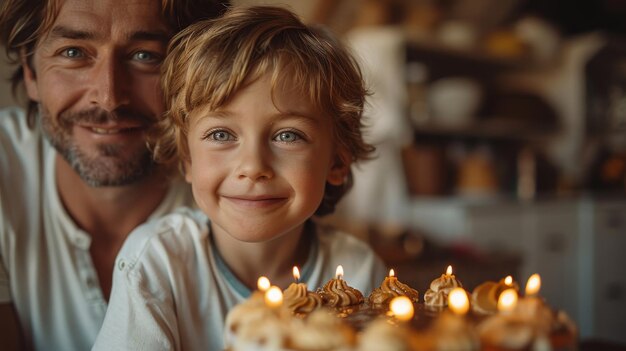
[2,0,625,347]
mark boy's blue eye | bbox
[275,131,301,142]
[207,130,234,142]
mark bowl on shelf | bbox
[428,77,483,128]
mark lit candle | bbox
[525,273,541,297]
[335,265,344,280]
[446,265,454,277]
[287,266,307,290]
[389,296,414,322]
[293,266,300,283]
[504,275,513,286]
[497,288,518,314]
[257,276,271,292]
[264,286,283,308]
[448,287,470,316]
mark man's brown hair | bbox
[0,0,230,126]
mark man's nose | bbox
[88,53,130,112]
[235,142,275,181]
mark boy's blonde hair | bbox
[154,5,374,216]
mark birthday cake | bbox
[224,268,577,351]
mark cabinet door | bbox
[593,201,626,344]
[529,203,579,324]
[467,204,526,255]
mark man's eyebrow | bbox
[48,26,169,43]
[49,26,94,40]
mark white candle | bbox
[448,288,470,315]
[497,288,518,314]
[390,296,414,322]
[525,273,541,296]
[264,286,283,308]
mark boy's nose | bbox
[235,143,274,181]
[88,54,130,112]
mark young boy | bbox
[93,6,387,350]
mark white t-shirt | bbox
[0,107,194,351]
[93,208,388,351]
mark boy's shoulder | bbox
[316,223,373,254]
[117,207,210,270]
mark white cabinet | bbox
[408,196,625,342]
[590,200,626,344]
[464,198,626,342]
[466,201,580,322]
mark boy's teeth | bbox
[91,127,121,134]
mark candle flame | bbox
[446,265,453,276]
[448,288,470,315]
[335,265,344,280]
[293,266,300,282]
[389,296,414,322]
[257,276,270,292]
[504,276,513,286]
[264,286,283,308]
[497,288,518,313]
[525,274,541,296]
[389,269,395,278]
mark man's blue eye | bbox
[133,51,160,63]
[62,48,83,58]
[135,51,153,61]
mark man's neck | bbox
[55,154,170,240]
[55,154,172,300]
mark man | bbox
[0,0,228,350]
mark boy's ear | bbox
[327,151,351,186]
[20,48,40,101]
[183,160,192,184]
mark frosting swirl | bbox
[317,278,364,307]
[430,312,480,351]
[368,276,419,305]
[424,274,463,307]
[283,283,323,314]
[289,309,356,350]
[472,279,520,315]
[477,314,552,351]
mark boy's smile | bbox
[184,73,348,243]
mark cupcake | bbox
[283,282,323,315]
[424,265,463,308]
[368,269,419,306]
[316,265,364,308]
[472,276,520,315]
[289,308,356,351]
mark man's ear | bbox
[20,48,39,101]
[327,151,351,186]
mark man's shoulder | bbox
[118,208,209,270]
[0,107,35,141]
[0,106,43,170]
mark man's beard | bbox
[40,105,157,187]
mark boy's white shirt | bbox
[92,207,387,351]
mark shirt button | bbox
[117,259,126,270]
